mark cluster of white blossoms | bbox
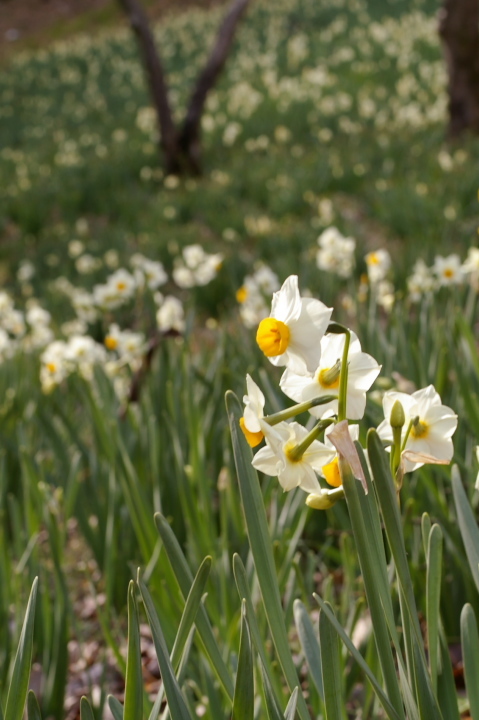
[172,244,223,289]
[316,227,356,278]
[5,243,221,397]
[407,249,479,301]
[0,292,54,360]
[240,275,458,508]
[40,335,107,394]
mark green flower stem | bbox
[337,328,351,422]
[400,419,415,453]
[391,427,402,477]
[288,418,335,462]
[264,396,337,426]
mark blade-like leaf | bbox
[314,594,401,720]
[233,555,287,713]
[80,697,95,720]
[137,573,194,720]
[4,577,38,720]
[154,514,234,701]
[226,391,309,720]
[461,604,479,720]
[367,431,423,648]
[293,600,324,702]
[421,513,431,559]
[260,661,286,720]
[124,582,143,720]
[284,688,298,720]
[170,556,211,672]
[232,605,254,720]
[26,692,42,720]
[367,431,442,720]
[319,602,345,720]
[436,630,460,720]
[108,695,124,720]
[426,525,443,692]
[340,453,405,716]
[452,467,479,594]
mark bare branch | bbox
[118,0,180,171]
[180,0,251,172]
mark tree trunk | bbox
[439,0,479,137]
[180,0,251,174]
[118,0,250,174]
[117,0,180,173]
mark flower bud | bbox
[390,399,405,429]
[306,491,335,510]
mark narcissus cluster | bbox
[240,275,458,508]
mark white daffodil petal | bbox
[271,275,301,323]
[252,446,281,476]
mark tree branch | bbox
[180,0,251,172]
[118,0,180,171]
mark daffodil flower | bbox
[377,385,458,472]
[256,275,332,375]
[240,374,266,448]
[280,332,381,420]
[252,421,335,494]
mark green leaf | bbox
[154,513,234,701]
[137,573,194,720]
[367,431,423,649]
[260,661,286,720]
[4,577,38,720]
[451,466,479,594]
[26,692,42,720]
[367,431,442,720]
[233,555,287,713]
[318,602,345,720]
[461,604,479,720]
[421,513,432,558]
[79,697,95,720]
[170,556,211,672]
[436,630,460,720]
[124,582,143,720]
[284,688,298,720]
[232,604,254,720]
[412,642,443,720]
[314,595,401,720]
[293,600,324,702]
[426,525,443,693]
[226,391,310,720]
[108,696,124,720]
[340,450,405,716]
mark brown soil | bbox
[0,0,224,63]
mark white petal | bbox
[271,275,301,323]
[345,391,367,420]
[278,463,302,491]
[376,418,393,443]
[296,464,323,494]
[382,391,416,424]
[280,369,319,403]
[245,374,265,408]
[252,446,281,476]
[348,353,381,391]
[303,441,336,471]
